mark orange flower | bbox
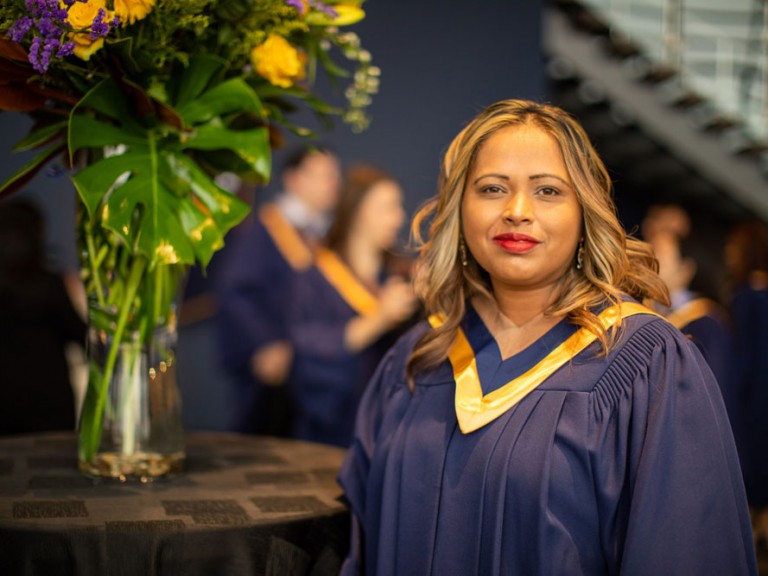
[251,35,306,88]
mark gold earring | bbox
[460,238,468,267]
[576,239,584,270]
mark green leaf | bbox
[72,151,145,217]
[11,121,67,152]
[70,78,143,131]
[69,115,148,153]
[184,125,270,181]
[102,176,196,266]
[0,144,64,199]
[177,198,224,269]
[176,78,265,125]
[174,55,227,107]
[162,152,250,234]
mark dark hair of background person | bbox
[727,218,768,287]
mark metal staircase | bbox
[544,1,768,226]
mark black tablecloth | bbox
[0,432,350,575]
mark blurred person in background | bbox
[216,145,341,435]
[725,218,768,549]
[287,165,419,447]
[0,199,87,434]
[642,205,733,415]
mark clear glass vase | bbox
[78,316,185,480]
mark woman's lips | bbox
[492,233,540,254]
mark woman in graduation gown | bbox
[287,165,419,447]
[338,100,756,575]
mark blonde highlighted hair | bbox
[407,99,668,387]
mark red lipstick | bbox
[492,232,540,254]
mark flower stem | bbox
[85,225,106,309]
[80,254,148,462]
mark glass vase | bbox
[78,310,185,480]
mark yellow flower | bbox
[113,0,156,26]
[305,4,365,26]
[63,0,112,61]
[251,35,306,89]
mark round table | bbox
[0,431,350,575]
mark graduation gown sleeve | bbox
[588,320,755,575]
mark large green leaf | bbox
[184,124,270,180]
[12,120,67,151]
[0,143,65,199]
[174,55,226,107]
[69,79,144,135]
[69,115,148,152]
[101,175,196,266]
[72,150,147,216]
[176,77,265,125]
[66,73,252,271]
[162,152,250,235]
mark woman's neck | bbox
[472,284,564,360]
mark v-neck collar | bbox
[462,304,579,396]
[429,301,661,434]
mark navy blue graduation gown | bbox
[287,262,404,448]
[730,284,768,508]
[666,296,739,436]
[215,212,303,433]
[339,304,756,575]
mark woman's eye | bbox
[480,185,504,194]
[537,186,560,197]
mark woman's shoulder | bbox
[587,306,707,414]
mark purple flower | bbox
[90,9,110,40]
[57,41,75,58]
[285,0,304,10]
[8,17,34,43]
[28,36,44,73]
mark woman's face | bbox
[461,123,583,293]
[354,179,406,250]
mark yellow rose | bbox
[114,0,156,26]
[63,0,112,61]
[251,35,306,89]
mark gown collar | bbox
[429,301,661,434]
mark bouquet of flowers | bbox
[0,0,377,474]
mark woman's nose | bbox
[502,191,532,224]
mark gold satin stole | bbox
[429,301,660,433]
[314,247,379,317]
[258,203,313,271]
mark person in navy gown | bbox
[648,230,733,402]
[215,146,341,434]
[725,218,768,548]
[338,100,756,575]
[287,165,419,447]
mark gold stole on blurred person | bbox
[259,204,313,271]
[430,302,661,433]
[666,298,719,330]
[314,247,379,317]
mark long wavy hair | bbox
[406,99,668,386]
